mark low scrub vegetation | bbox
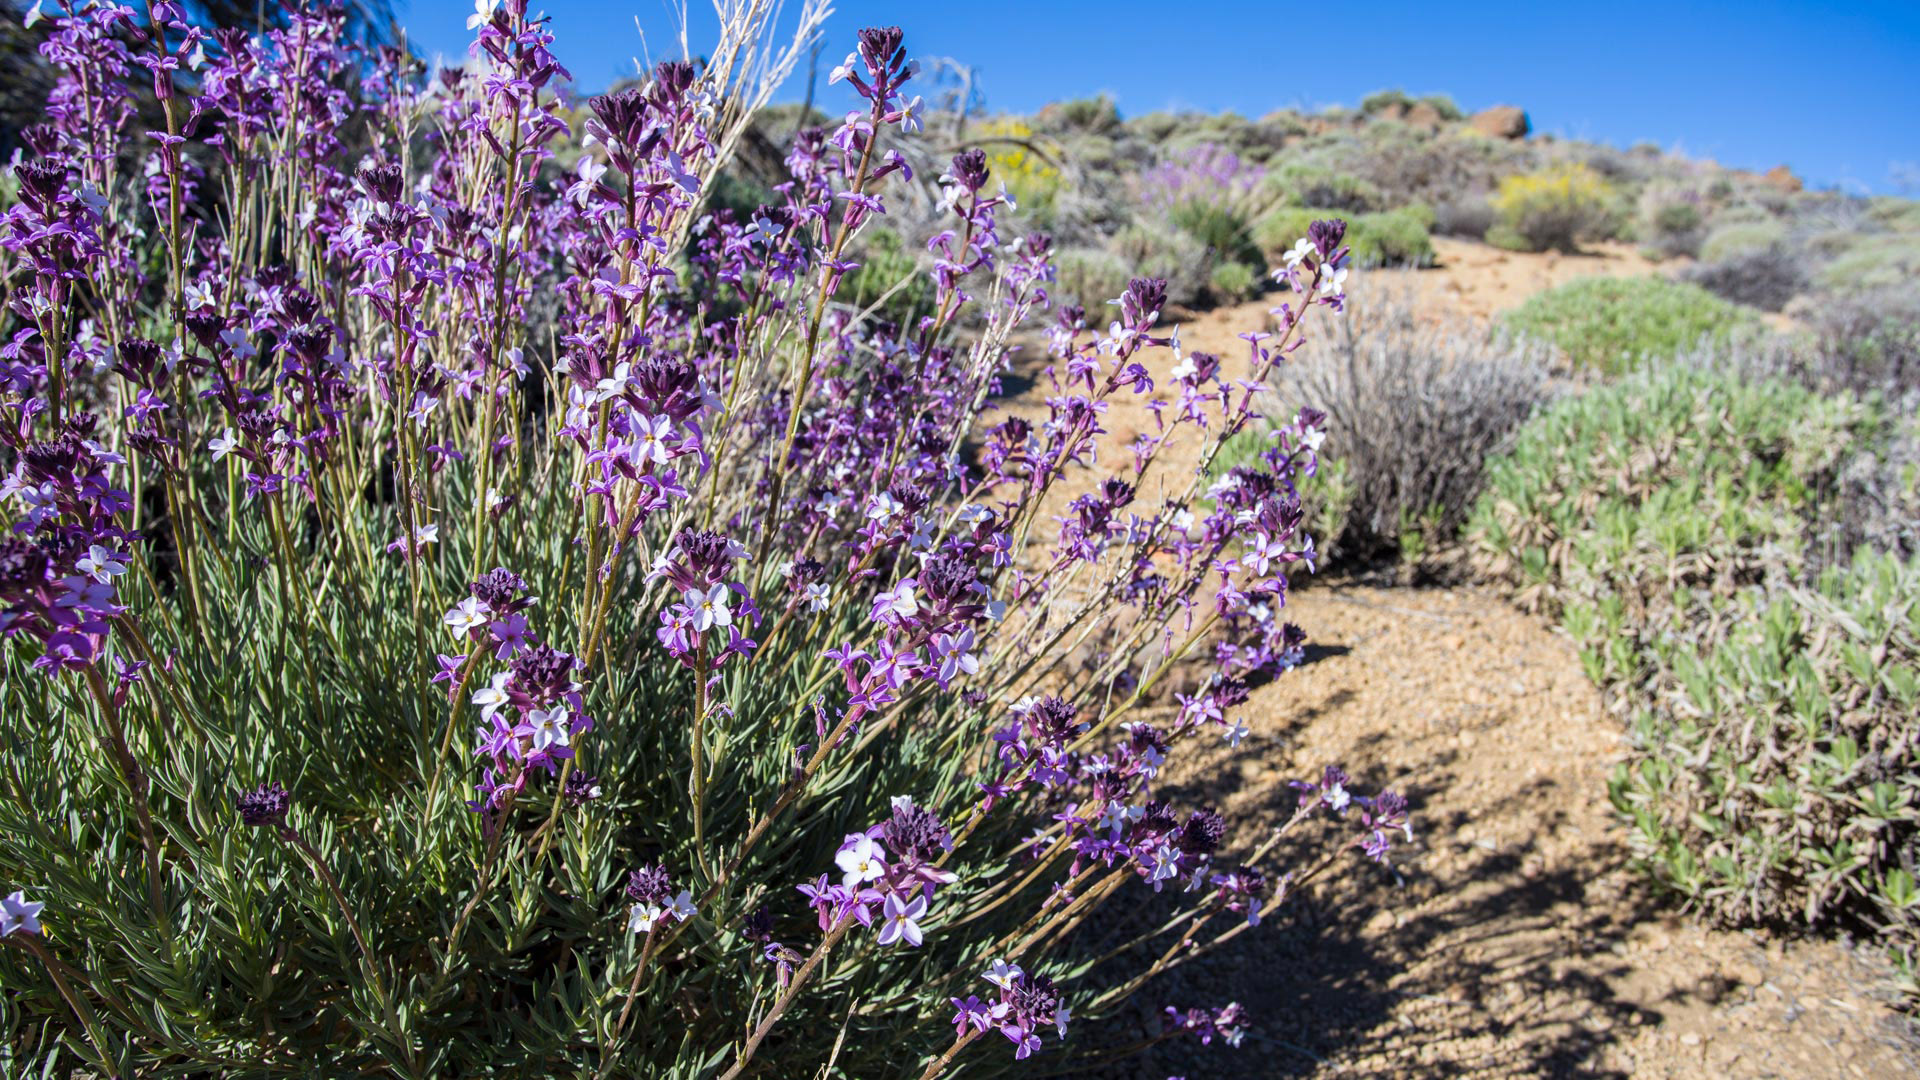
[1500,276,1758,373]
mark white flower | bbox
[466,0,498,30]
[470,672,511,720]
[881,582,918,620]
[835,834,887,889]
[628,901,665,934]
[867,492,903,520]
[1223,719,1250,747]
[1170,354,1198,382]
[983,958,1024,991]
[594,362,632,403]
[1172,509,1196,532]
[414,523,439,546]
[668,890,697,922]
[900,95,925,134]
[1282,237,1314,269]
[209,428,240,462]
[828,51,858,84]
[1054,1004,1071,1037]
[444,596,489,636]
[803,582,831,613]
[685,584,733,632]
[184,280,218,309]
[527,706,571,753]
[1324,782,1351,812]
[1318,265,1349,298]
[75,545,126,584]
[0,890,44,937]
[23,1,44,29]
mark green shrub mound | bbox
[1468,364,1870,672]
[1470,362,1920,999]
[1499,276,1759,374]
[1253,206,1434,268]
[1607,553,1920,997]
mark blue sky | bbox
[404,1,1920,194]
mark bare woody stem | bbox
[717,911,857,1080]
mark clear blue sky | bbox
[403,1,1920,194]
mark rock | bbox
[1404,101,1445,130]
[1763,164,1803,193]
[1470,105,1530,139]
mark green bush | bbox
[1260,164,1385,214]
[1635,180,1705,258]
[1700,220,1788,263]
[1607,554,1920,999]
[1816,233,1920,293]
[1251,206,1433,269]
[1053,246,1134,312]
[842,227,934,325]
[1499,276,1759,373]
[1108,222,1210,307]
[1169,200,1265,276]
[1207,260,1262,303]
[1470,362,1918,999]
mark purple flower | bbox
[236,782,290,828]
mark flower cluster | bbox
[0,4,1411,1076]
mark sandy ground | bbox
[1043,243,1917,1077]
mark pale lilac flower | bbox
[471,672,510,720]
[1223,718,1251,747]
[444,596,489,636]
[75,545,126,584]
[0,891,44,937]
[876,892,927,947]
[527,706,571,754]
[984,958,1024,991]
[209,428,239,461]
[686,584,733,632]
[628,413,674,467]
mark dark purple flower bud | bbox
[509,644,578,706]
[1102,478,1134,508]
[625,864,674,904]
[185,310,226,349]
[564,771,602,807]
[881,800,952,861]
[236,782,291,828]
[1308,218,1347,259]
[357,161,405,205]
[1214,677,1250,709]
[742,905,775,943]
[588,87,651,147]
[115,339,165,384]
[470,567,529,610]
[855,25,906,79]
[649,60,696,107]
[13,160,67,210]
[1176,808,1226,857]
[950,149,989,194]
[0,540,50,602]
[1122,277,1167,325]
[1026,696,1083,748]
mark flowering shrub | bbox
[0,3,1410,1076]
[1486,162,1622,253]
